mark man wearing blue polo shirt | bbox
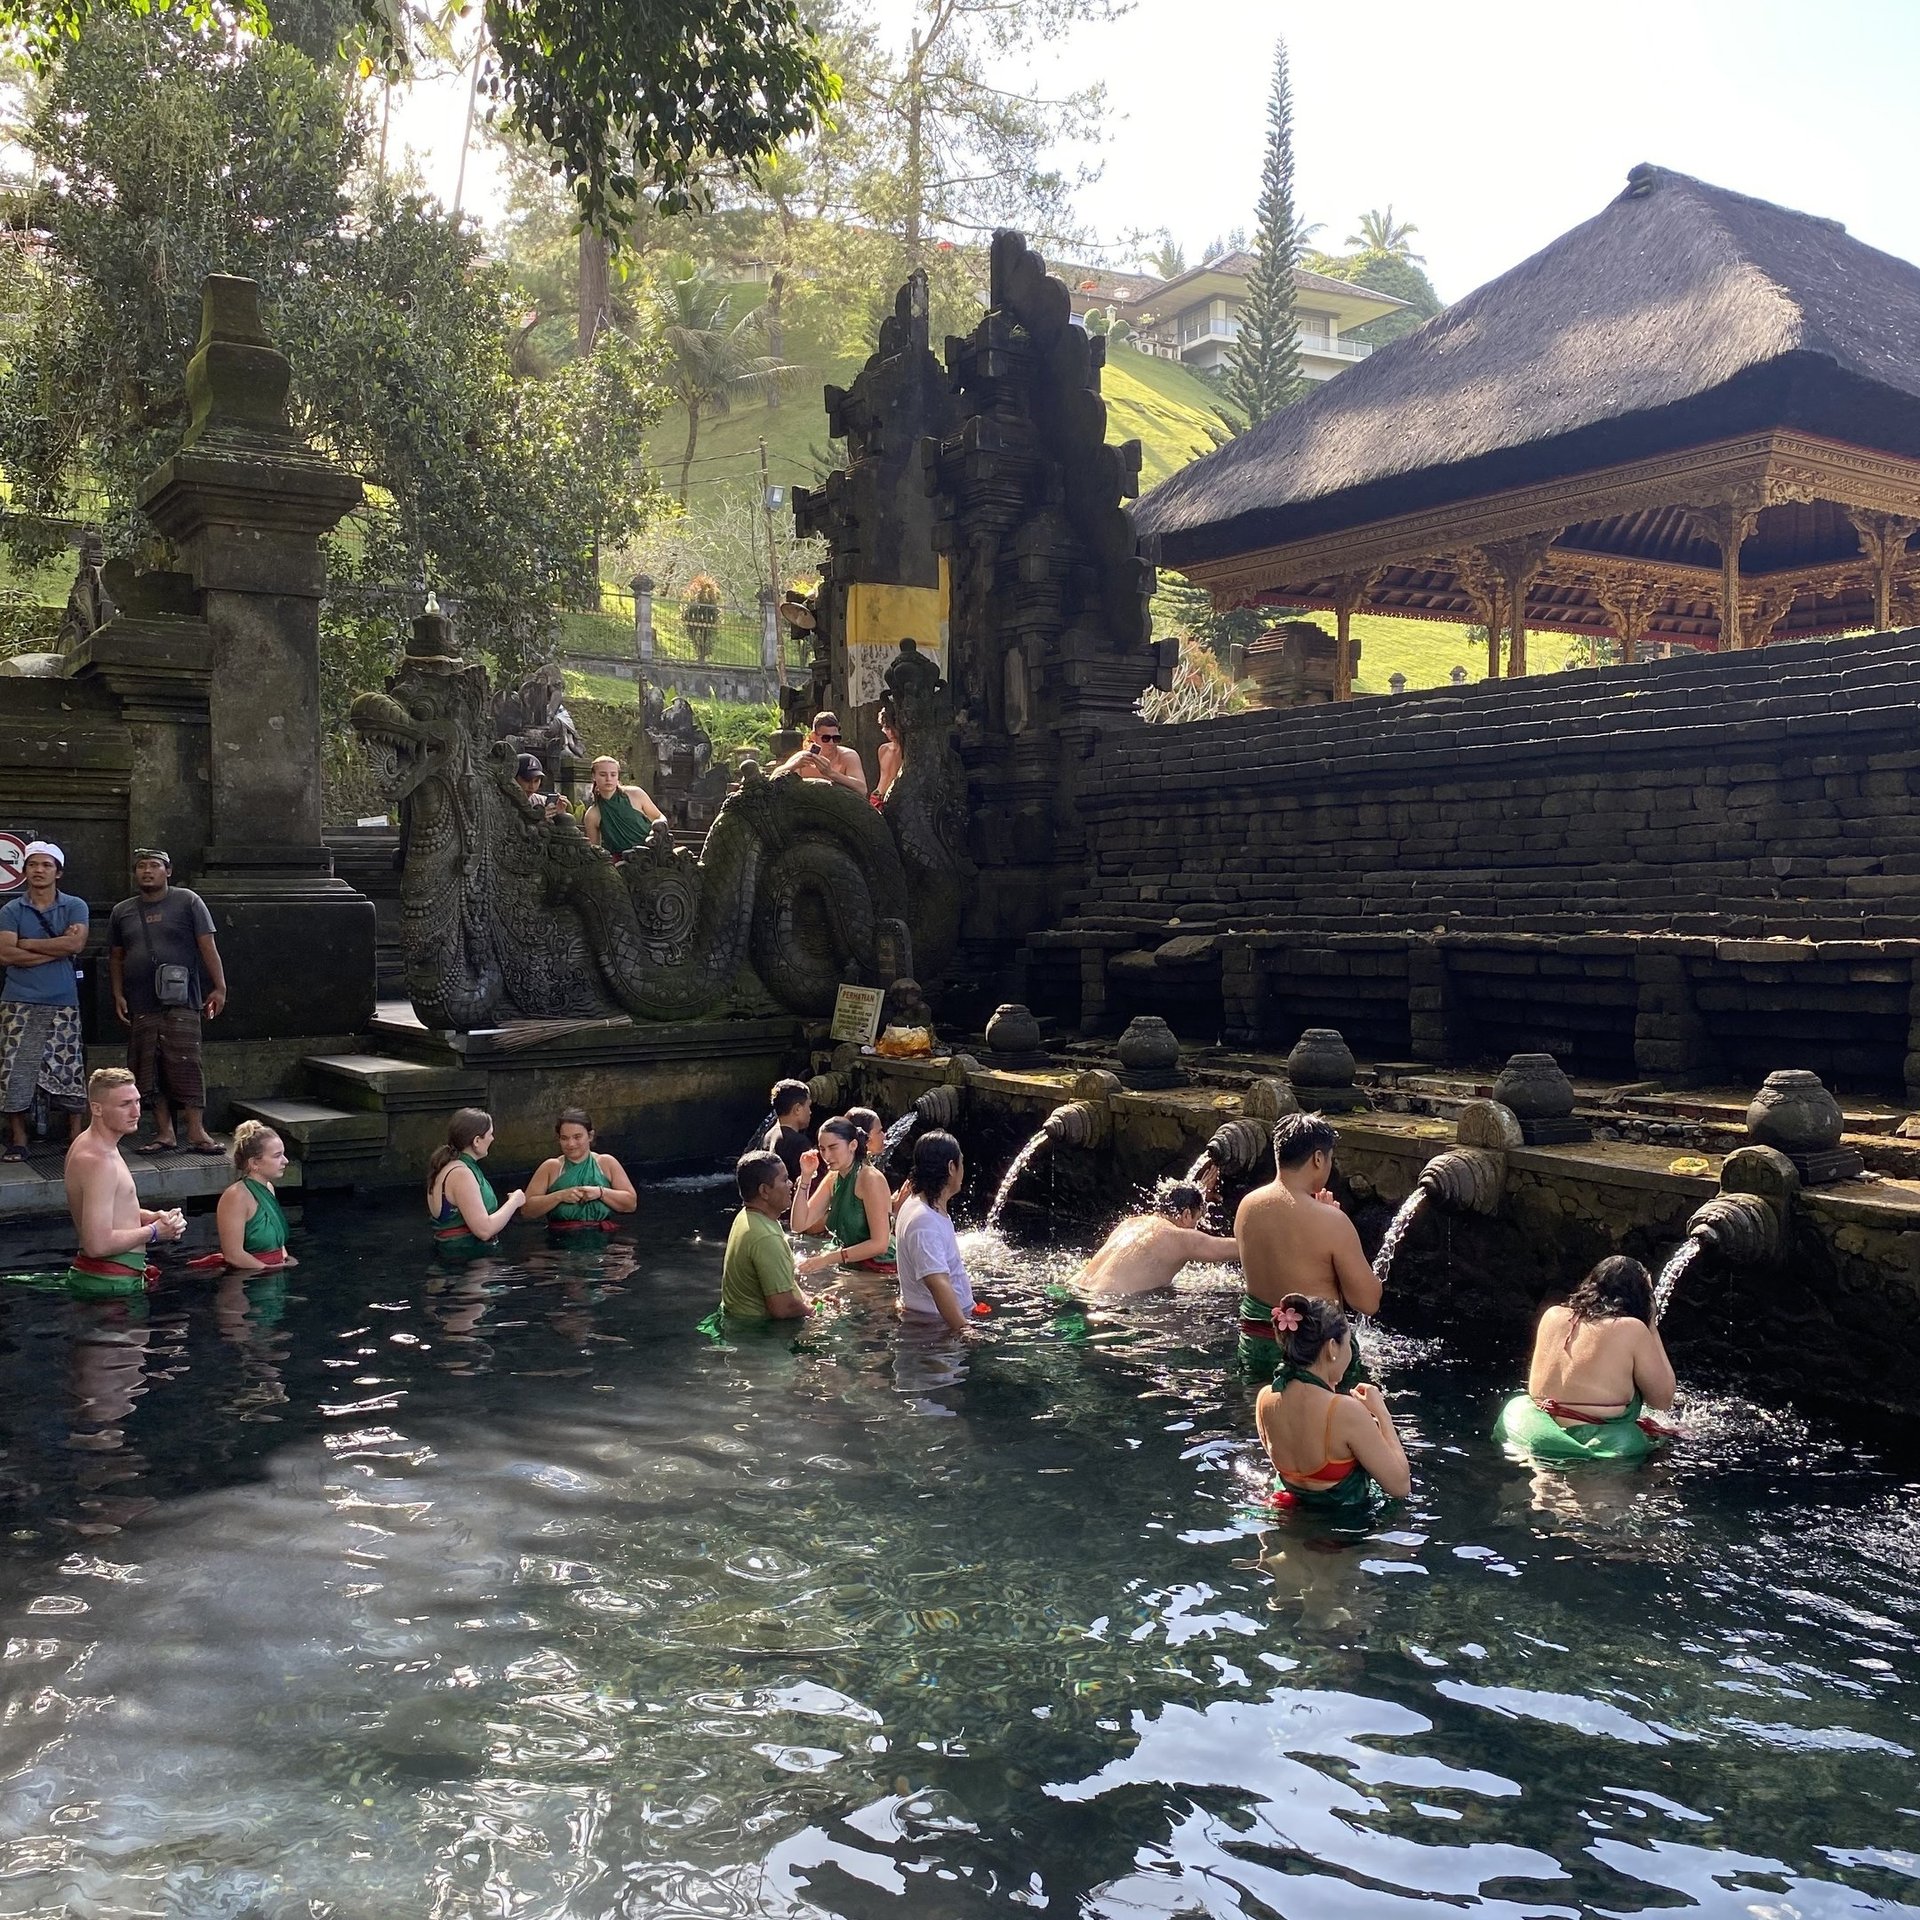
[0,842,90,1160]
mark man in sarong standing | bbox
[108,849,228,1155]
[0,841,90,1160]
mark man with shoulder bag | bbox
[108,849,228,1155]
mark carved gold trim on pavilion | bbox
[1181,430,1920,608]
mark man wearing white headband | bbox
[0,841,90,1158]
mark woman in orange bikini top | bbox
[1254,1293,1413,1518]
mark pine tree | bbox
[1226,38,1303,426]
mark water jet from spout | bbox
[985,1130,1051,1233]
[1372,1187,1429,1285]
[1652,1236,1701,1324]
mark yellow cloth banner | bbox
[844,562,948,705]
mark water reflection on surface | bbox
[0,1183,1912,1917]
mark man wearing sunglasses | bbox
[774,711,869,798]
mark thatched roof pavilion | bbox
[1136,165,1920,690]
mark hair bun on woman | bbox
[1278,1292,1348,1364]
[230,1118,275,1173]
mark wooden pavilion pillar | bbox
[1593,578,1657,665]
[1846,510,1920,633]
[1739,581,1800,650]
[1451,549,1503,679]
[1695,497,1762,649]
[1329,569,1376,702]
[1485,533,1555,677]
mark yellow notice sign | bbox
[830,984,885,1047]
[844,558,949,705]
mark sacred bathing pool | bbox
[0,171,1912,1911]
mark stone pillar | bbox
[138,275,372,1040]
[1406,937,1460,1064]
[759,585,781,682]
[1904,964,1920,1108]
[631,573,654,662]
[1634,948,1712,1081]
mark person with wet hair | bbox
[426,1109,525,1253]
[523,1108,637,1232]
[1077,1163,1241,1299]
[1255,1292,1411,1518]
[1494,1255,1677,1464]
[760,1079,814,1189]
[895,1130,972,1335]
[1234,1111,1379,1384]
[720,1150,809,1323]
[792,1114,895,1274]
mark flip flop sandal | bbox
[1,1147,26,1164]
[135,1142,176,1156]
[187,1142,226,1157]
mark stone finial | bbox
[1745,1070,1843,1154]
[406,603,461,665]
[1286,1027,1356,1089]
[1117,1013,1184,1090]
[181,275,294,449]
[985,1002,1043,1056]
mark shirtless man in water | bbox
[1233,1111,1379,1383]
[1078,1166,1241,1298]
[65,1067,184,1288]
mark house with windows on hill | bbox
[1117,252,1409,381]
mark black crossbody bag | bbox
[131,899,195,1010]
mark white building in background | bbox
[1119,252,1409,382]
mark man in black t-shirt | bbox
[108,849,228,1154]
[760,1078,814,1208]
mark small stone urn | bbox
[1116,1013,1184,1090]
[1285,1028,1368,1112]
[1746,1069,1859,1183]
[983,1002,1047,1066]
[1492,1051,1590,1145]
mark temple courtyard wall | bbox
[1027,627,1920,1100]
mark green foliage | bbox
[0,0,837,243]
[1346,207,1423,261]
[1151,571,1269,658]
[0,10,670,711]
[651,258,786,500]
[689,695,777,761]
[1302,245,1442,346]
[1225,38,1303,426]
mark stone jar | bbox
[1287,1027,1356,1089]
[1746,1070,1845,1155]
[1492,1052,1576,1120]
[1116,1015,1181,1076]
[985,1003,1043,1056]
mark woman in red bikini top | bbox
[1255,1293,1413,1514]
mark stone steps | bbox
[230,1095,386,1187]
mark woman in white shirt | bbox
[894,1130,973,1335]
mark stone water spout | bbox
[1194,1115,1271,1181]
[1041,1070,1123,1150]
[1656,1143,1796,1321]
[1373,1099,1518,1283]
[912,1082,965,1129]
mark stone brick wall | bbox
[1029,629,1920,1094]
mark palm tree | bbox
[651,258,790,502]
[1347,206,1423,262]
[1145,231,1187,281]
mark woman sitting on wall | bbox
[873,704,904,807]
[1256,1294,1411,1521]
[427,1108,525,1254]
[792,1115,895,1274]
[1493,1255,1677,1464]
[522,1108,637,1233]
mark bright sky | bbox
[393,0,1920,303]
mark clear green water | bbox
[0,1181,1913,1918]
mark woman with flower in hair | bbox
[1255,1293,1411,1520]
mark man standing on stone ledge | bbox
[0,842,89,1161]
[108,849,228,1157]
[775,712,869,797]
[581,755,665,859]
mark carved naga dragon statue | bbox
[350,612,970,1029]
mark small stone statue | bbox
[57,531,119,652]
[491,662,582,775]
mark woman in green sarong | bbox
[426,1108,526,1255]
[1255,1293,1411,1524]
[1494,1255,1677,1465]
[208,1121,296,1272]
[523,1107,638,1234]
[791,1115,895,1275]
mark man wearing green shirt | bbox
[722,1151,811,1322]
